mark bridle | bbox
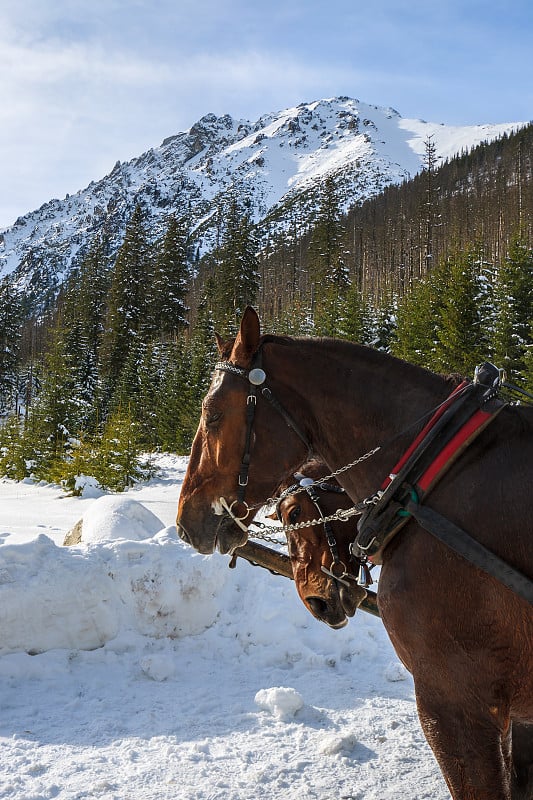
[275,475,374,588]
[214,351,375,585]
[214,347,313,528]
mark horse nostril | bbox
[306,596,329,617]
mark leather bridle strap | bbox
[238,374,258,502]
[276,477,363,588]
[214,353,313,505]
[260,386,311,450]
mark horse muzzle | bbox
[177,510,248,556]
[303,578,367,629]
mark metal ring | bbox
[219,497,251,533]
[329,560,347,578]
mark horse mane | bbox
[260,332,464,390]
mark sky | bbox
[1,0,532,229]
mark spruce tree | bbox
[392,267,446,369]
[492,236,533,379]
[155,337,193,453]
[0,277,23,413]
[100,205,152,401]
[150,215,190,339]
[308,177,350,336]
[92,406,144,491]
[337,284,373,344]
[522,336,533,395]
[22,316,83,479]
[69,235,110,362]
[434,247,491,376]
[211,194,259,334]
[0,414,26,480]
[182,300,218,449]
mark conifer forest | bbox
[0,123,532,491]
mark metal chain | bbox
[248,487,383,544]
[250,444,382,514]
[236,444,383,544]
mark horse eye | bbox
[205,411,222,430]
[288,505,301,525]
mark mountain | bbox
[0,96,524,310]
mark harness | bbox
[275,476,373,588]
[215,355,533,606]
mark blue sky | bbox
[1,0,532,228]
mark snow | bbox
[1,96,525,283]
[0,453,448,799]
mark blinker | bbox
[248,368,266,386]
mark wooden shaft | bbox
[231,540,380,618]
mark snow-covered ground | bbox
[0,454,447,799]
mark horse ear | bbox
[214,332,225,355]
[231,307,261,365]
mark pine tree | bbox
[372,297,398,353]
[0,414,27,480]
[522,337,533,394]
[308,177,350,336]
[133,341,163,448]
[421,135,440,274]
[91,406,144,491]
[337,285,373,344]
[272,298,313,336]
[21,323,75,480]
[211,194,259,334]
[0,277,23,413]
[434,247,491,376]
[392,267,446,369]
[150,215,190,339]
[100,205,152,400]
[181,300,218,449]
[155,337,193,453]
[492,236,533,379]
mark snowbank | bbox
[0,456,446,800]
[0,516,230,655]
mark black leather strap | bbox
[406,500,533,606]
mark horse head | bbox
[274,459,368,629]
[177,307,311,555]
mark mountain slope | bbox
[0,96,523,309]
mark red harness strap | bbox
[381,381,470,493]
[355,377,507,564]
[416,407,493,493]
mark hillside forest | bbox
[0,123,532,492]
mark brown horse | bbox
[276,460,533,797]
[271,458,369,628]
[177,307,533,800]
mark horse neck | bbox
[263,336,452,497]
